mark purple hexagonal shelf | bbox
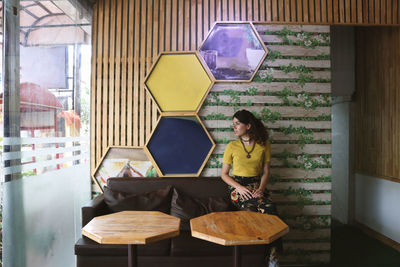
[199,22,268,82]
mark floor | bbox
[327,220,400,267]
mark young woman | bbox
[221,109,281,267]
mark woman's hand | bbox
[252,187,265,198]
[236,185,253,201]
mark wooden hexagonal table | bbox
[82,211,180,267]
[190,211,289,267]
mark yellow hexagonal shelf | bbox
[92,146,158,192]
[144,52,214,113]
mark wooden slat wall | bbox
[355,27,400,182]
[90,0,400,172]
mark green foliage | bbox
[224,89,240,105]
[212,128,233,132]
[203,92,227,106]
[297,73,314,87]
[298,135,314,149]
[280,63,312,74]
[253,72,274,83]
[203,112,230,120]
[315,53,331,60]
[275,88,328,110]
[207,154,222,168]
[276,87,297,97]
[272,149,297,159]
[268,173,280,184]
[295,31,330,48]
[215,138,230,144]
[245,87,258,96]
[258,108,282,123]
[275,87,295,106]
[266,27,330,48]
[316,114,332,121]
[290,114,331,121]
[296,153,331,170]
[316,77,332,83]
[22,170,36,177]
[271,150,331,170]
[276,27,296,45]
[279,125,314,135]
[265,50,282,61]
[290,215,331,231]
[283,187,313,197]
[264,90,274,96]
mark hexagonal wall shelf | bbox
[199,22,268,82]
[145,115,215,176]
[93,146,158,191]
[144,52,214,112]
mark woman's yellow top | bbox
[222,139,271,177]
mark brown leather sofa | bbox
[74,177,269,267]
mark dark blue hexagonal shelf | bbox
[145,115,215,176]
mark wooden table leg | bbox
[128,244,137,267]
[234,245,241,267]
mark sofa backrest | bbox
[107,177,230,199]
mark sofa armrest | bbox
[82,194,110,227]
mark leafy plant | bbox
[258,108,282,123]
[245,87,258,96]
[265,50,282,61]
[280,63,312,74]
[279,125,314,135]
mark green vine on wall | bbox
[280,63,312,74]
[264,27,330,48]
[254,71,274,83]
[245,87,259,95]
[279,125,314,135]
[257,108,283,123]
[265,50,282,61]
[271,150,331,170]
[202,112,230,120]
[275,88,330,110]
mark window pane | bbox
[1,1,92,266]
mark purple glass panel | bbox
[200,23,266,81]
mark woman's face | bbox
[233,117,250,137]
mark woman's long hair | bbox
[233,109,269,146]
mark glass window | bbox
[1,1,92,266]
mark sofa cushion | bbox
[75,237,170,256]
[107,177,231,199]
[103,185,173,213]
[170,187,232,230]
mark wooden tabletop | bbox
[190,211,289,246]
[82,211,181,245]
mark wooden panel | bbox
[90,0,98,172]
[102,0,109,151]
[355,27,400,182]
[95,0,103,163]
[90,1,399,261]
[91,0,399,171]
